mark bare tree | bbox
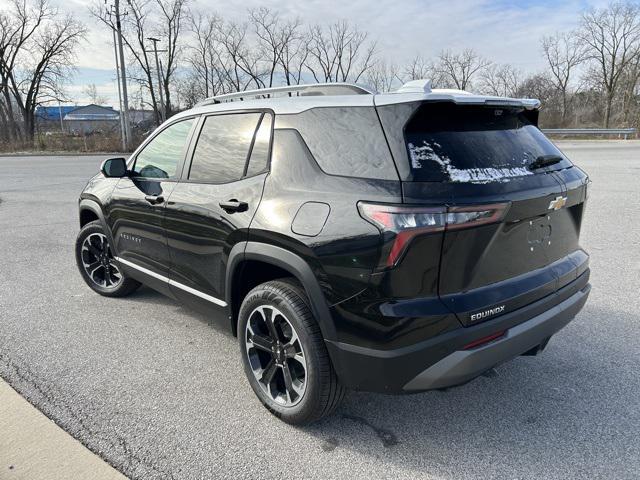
[578,2,640,127]
[277,17,308,85]
[156,0,189,117]
[91,0,158,123]
[619,52,640,123]
[516,72,563,126]
[479,63,522,97]
[433,49,491,91]
[365,60,400,92]
[517,73,557,102]
[185,11,377,100]
[249,8,309,87]
[187,11,270,103]
[403,55,430,81]
[84,83,107,104]
[249,8,281,88]
[0,0,85,142]
[400,55,451,88]
[16,14,85,138]
[0,0,52,141]
[91,0,188,124]
[542,31,585,124]
[305,21,376,83]
[187,12,229,100]
[217,20,268,90]
[175,73,201,108]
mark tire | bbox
[75,221,141,297]
[238,278,346,425]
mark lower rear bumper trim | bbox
[325,278,590,393]
[403,283,590,390]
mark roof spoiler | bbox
[386,78,540,110]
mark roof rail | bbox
[195,82,376,107]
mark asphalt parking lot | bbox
[1,141,639,479]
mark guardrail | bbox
[542,128,637,139]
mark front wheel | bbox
[75,221,141,297]
[238,279,345,425]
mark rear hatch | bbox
[377,100,589,326]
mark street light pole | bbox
[146,37,167,124]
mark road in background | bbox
[1,142,639,479]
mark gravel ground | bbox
[0,142,639,479]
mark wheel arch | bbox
[79,198,103,226]
[79,208,99,227]
[79,199,117,253]
[226,242,337,343]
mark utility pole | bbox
[113,0,132,150]
[146,37,167,124]
[112,27,126,151]
[58,102,64,133]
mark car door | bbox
[106,117,198,295]
[163,111,272,320]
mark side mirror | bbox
[100,157,127,178]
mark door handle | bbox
[144,195,165,205]
[219,199,248,213]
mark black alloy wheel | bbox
[75,221,141,297]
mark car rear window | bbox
[404,103,571,183]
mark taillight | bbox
[358,201,509,268]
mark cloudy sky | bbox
[62,0,609,106]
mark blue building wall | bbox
[35,106,77,121]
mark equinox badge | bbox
[470,305,506,322]
[548,196,567,211]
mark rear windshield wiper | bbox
[528,154,563,171]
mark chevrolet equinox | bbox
[75,80,591,424]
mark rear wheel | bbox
[75,221,141,297]
[238,279,345,424]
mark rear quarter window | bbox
[246,113,272,177]
[275,107,398,181]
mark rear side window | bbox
[133,118,194,178]
[189,113,261,183]
[276,107,398,180]
[405,103,571,183]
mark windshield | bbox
[404,103,572,183]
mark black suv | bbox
[75,81,591,424]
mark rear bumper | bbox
[326,271,590,393]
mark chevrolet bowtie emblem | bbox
[548,196,567,211]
